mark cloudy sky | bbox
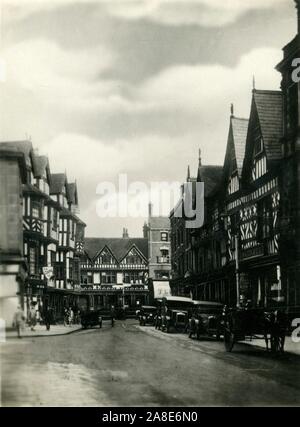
[0,0,296,237]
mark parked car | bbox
[187,300,224,340]
[160,296,194,333]
[99,307,115,327]
[138,305,157,326]
[81,309,103,329]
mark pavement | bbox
[1,319,300,406]
[4,324,82,339]
[135,325,300,357]
[241,335,300,356]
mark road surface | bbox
[1,319,300,406]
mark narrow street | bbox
[1,320,299,407]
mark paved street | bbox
[1,319,300,407]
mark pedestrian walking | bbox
[111,305,115,327]
[43,307,52,331]
[69,308,74,326]
[12,305,25,338]
[36,308,41,325]
[28,304,37,331]
[63,307,69,326]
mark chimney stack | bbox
[122,228,129,238]
[148,202,153,218]
[143,221,148,238]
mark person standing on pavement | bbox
[63,307,69,326]
[111,305,115,327]
[36,308,41,325]
[12,305,25,338]
[43,307,52,331]
[28,304,37,331]
[69,308,74,326]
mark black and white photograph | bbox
[0,0,300,409]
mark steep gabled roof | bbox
[231,117,249,173]
[197,165,223,197]
[0,140,33,169]
[253,90,283,162]
[223,116,248,183]
[242,90,283,179]
[50,173,68,195]
[0,143,27,183]
[84,237,148,262]
[67,182,78,205]
[33,155,50,181]
[95,245,118,263]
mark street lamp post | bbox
[235,234,240,308]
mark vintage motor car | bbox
[138,305,157,326]
[187,300,224,340]
[81,309,103,329]
[160,296,194,333]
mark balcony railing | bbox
[157,256,170,264]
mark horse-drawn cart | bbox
[222,307,287,354]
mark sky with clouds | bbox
[0,0,296,237]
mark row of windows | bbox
[252,156,267,181]
[26,198,59,229]
[82,271,145,285]
[26,195,78,242]
[228,174,239,195]
[27,246,79,281]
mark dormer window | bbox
[252,155,267,181]
[254,137,263,156]
[228,173,239,195]
[99,248,115,264]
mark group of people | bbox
[12,304,54,338]
[63,307,81,326]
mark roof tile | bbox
[84,237,148,261]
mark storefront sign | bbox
[43,266,54,280]
[153,281,171,299]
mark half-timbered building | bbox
[236,90,283,307]
[81,232,149,310]
[0,140,86,320]
[221,113,249,305]
[46,174,86,317]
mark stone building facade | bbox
[0,144,27,325]
[146,204,171,281]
